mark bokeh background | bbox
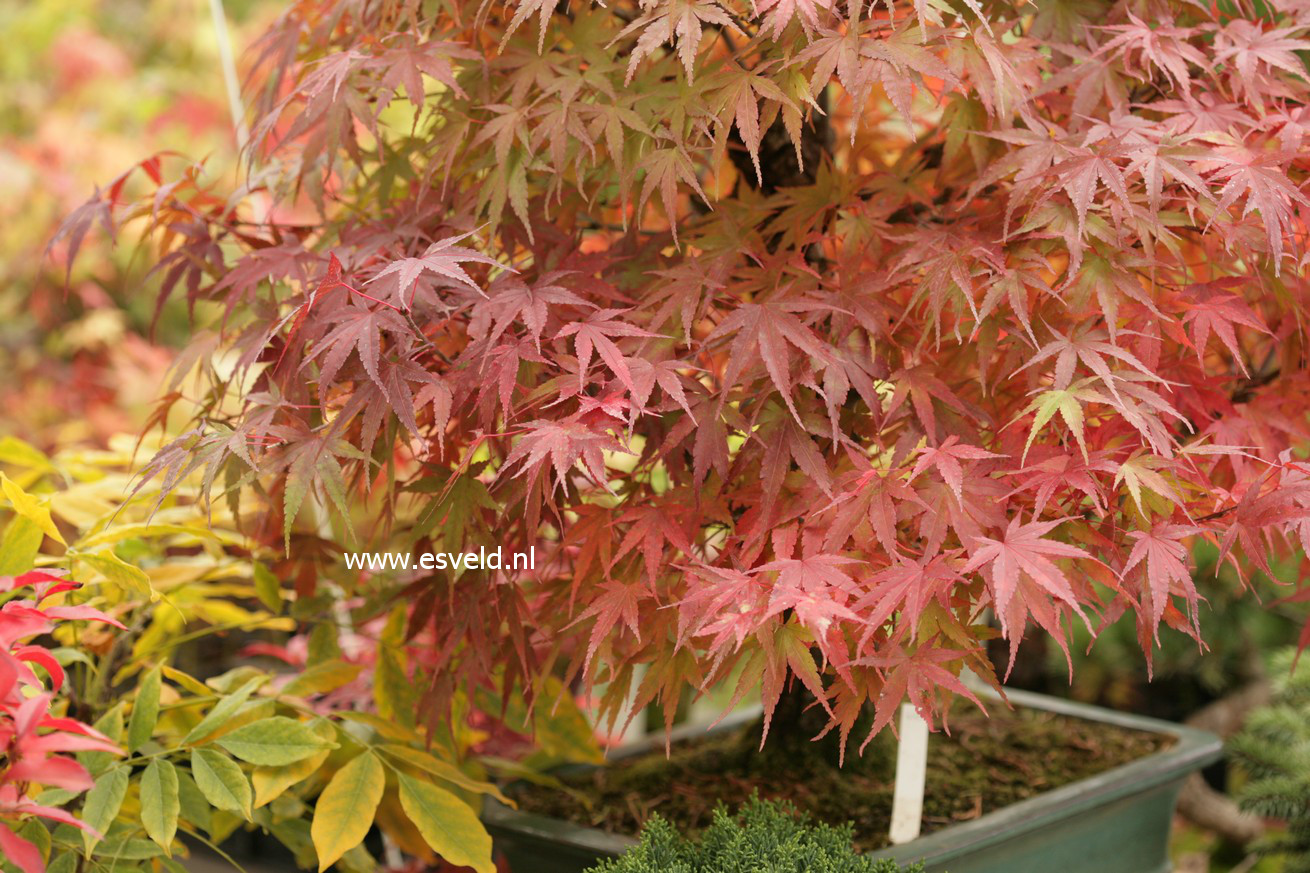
[0,0,273,446]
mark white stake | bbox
[889,703,929,845]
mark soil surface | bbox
[509,706,1170,852]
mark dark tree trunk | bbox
[734,681,897,777]
[725,94,893,775]
[727,90,833,196]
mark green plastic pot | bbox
[482,688,1222,873]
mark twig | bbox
[209,0,250,151]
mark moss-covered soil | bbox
[509,706,1169,852]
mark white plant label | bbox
[889,703,929,845]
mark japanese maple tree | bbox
[56,0,1310,757]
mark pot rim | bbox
[481,686,1224,865]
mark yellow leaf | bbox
[311,751,385,872]
[161,665,213,696]
[47,491,116,528]
[0,516,43,575]
[0,436,52,470]
[281,660,362,698]
[252,747,332,808]
[397,773,494,873]
[146,562,217,590]
[374,792,436,861]
[77,522,217,549]
[76,550,154,596]
[1,472,65,545]
[378,745,510,805]
[374,648,413,726]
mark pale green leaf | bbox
[140,758,180,853]
[1115,454,1183,516]
[47,853,77,873]
[283,458,313,553]
[127,665,163,754]
[183,676,266,744]
[214,716,336,766]
[95,836,165,860]
[253,740,333,808]
[253,561,282,612]
[1019,384,1099,461]
[81,765,129,854]
[176,768,212,834]
[76,550,152,596]
[251,720,336,809]
[190,749,252,819]
[281,660,362,698]
[81,704,124,778]
[336,710,420,743]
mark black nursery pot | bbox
[482,688,1221,873]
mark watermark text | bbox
[343,546,535,572]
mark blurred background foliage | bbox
[1006,540,1303,722]
[0,0,272,447]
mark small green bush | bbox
[586,796,922,873]
[1230,648,1310,873]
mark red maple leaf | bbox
[556,308,662,396]
[961,518,1095,648]
[708,299,835,421]
[1123,523,1202,642]
[909,436,1005,504]
[1180,280,1271,375]
[369,234,505,308]
[856,645,986,751]
[612,503,697,584]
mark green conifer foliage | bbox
[1230,649,1310,873]
[586,795,922,873]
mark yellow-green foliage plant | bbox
[0,434,505,873]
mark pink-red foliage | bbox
[1,572,123,871]
[58,0,1310,753]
